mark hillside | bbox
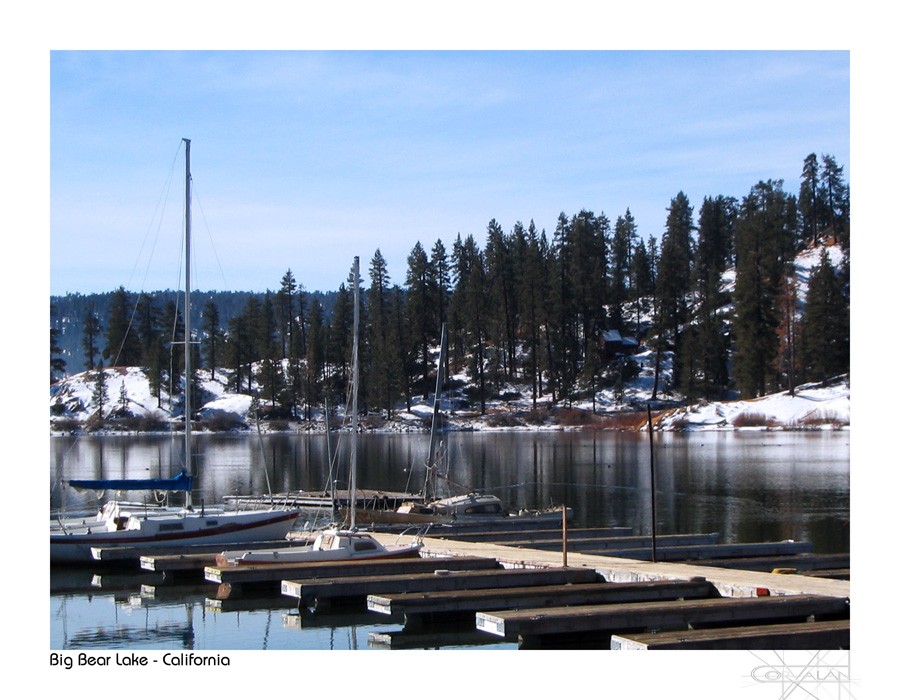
[49,350,849,434]
[49,243,849,434]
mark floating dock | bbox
[361,531,849,649]
[610,620,850,650]
[123,522,850,649]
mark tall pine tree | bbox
[655,192,694,392]
[103,286,142,367]
[799,249,850,382]
[732,180,797,397]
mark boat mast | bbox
[349,256,360,530]
[425,322,448,501]
[183,138,193,510]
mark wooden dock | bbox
[281,566,600,609]
[91,536,316,565]
[404,532,850,598]
[203,554,502,598]
[433,532,722,552]
[368,578,714,627]
[366,531,849,649]
[475,595,849,648]
[423,526,637,543]
[610,620,850,650]
[572,540,814,561]
[70,520,850,650]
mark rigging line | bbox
[252,397,274,496]
[190,182,230,291]
[111,144,182,367]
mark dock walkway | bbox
[402,533,850,599]
[365,532,850,649]
[130,524,849,649]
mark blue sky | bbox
[50,50,849,295]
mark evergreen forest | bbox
[50,153,850,423]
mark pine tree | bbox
[159,299,187,409]
[629,236,654,338]
[326,282,354,403]
[655,192,694,391]
[276,269,298,359]
[304,297,326,418]
[679,195,735,400]
[799,249,850,382]
[430,238,452,384]
[609,209,637,330]
[547,213,576,402]
[799,153,822,246]
[276,269,307,418]
[518,221,549,408]
[820,154,850,249]
[81,301,102,371]
[255,293,283,409]
[405,241,433,399]
[391,285,414,412]
[135,294,166,404]
[776,271,801,395]
[225,299,256,394]
[484,219,518,382]
[732,181,796,397]
[200,300,223,382]
[452,235,489,413]
[91,361,108,421]
[103,286,142,367]
[367,249,402,416]
[568,210,609,367]
[50,303,67,383]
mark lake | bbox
[49,429,849,651]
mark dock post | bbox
[562,504,568,567]
[647,405,658,563]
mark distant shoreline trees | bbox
[50,153,850,418]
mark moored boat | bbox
[215,257,423,567]
[50,139,300,564]
[216,527,421,566]
[351,492,572,527]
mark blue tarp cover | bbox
[68,470,193,492]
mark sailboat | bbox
[50,139,301,564]
[352,324,572,527]
[217,257,422,566]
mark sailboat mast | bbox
[349,256,360,530]
[425,323,448,500]
[183,138,193,510]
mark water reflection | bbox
[50,430,850,553]
[50,430,848,650]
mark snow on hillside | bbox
[50,359,849,434]
[50,243,849,434]
[652,376,849,431]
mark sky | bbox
[49,50,850,296]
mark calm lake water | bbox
[49,430,849,651]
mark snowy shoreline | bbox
[50,375,849,436]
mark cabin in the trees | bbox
[600,329,639,362]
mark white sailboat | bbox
[218,257,422,566]
[354,323,572,527]
[50,139,301,564]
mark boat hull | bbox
[348,506,572,527]
[50,509,300,564]
[224,545,422,566]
